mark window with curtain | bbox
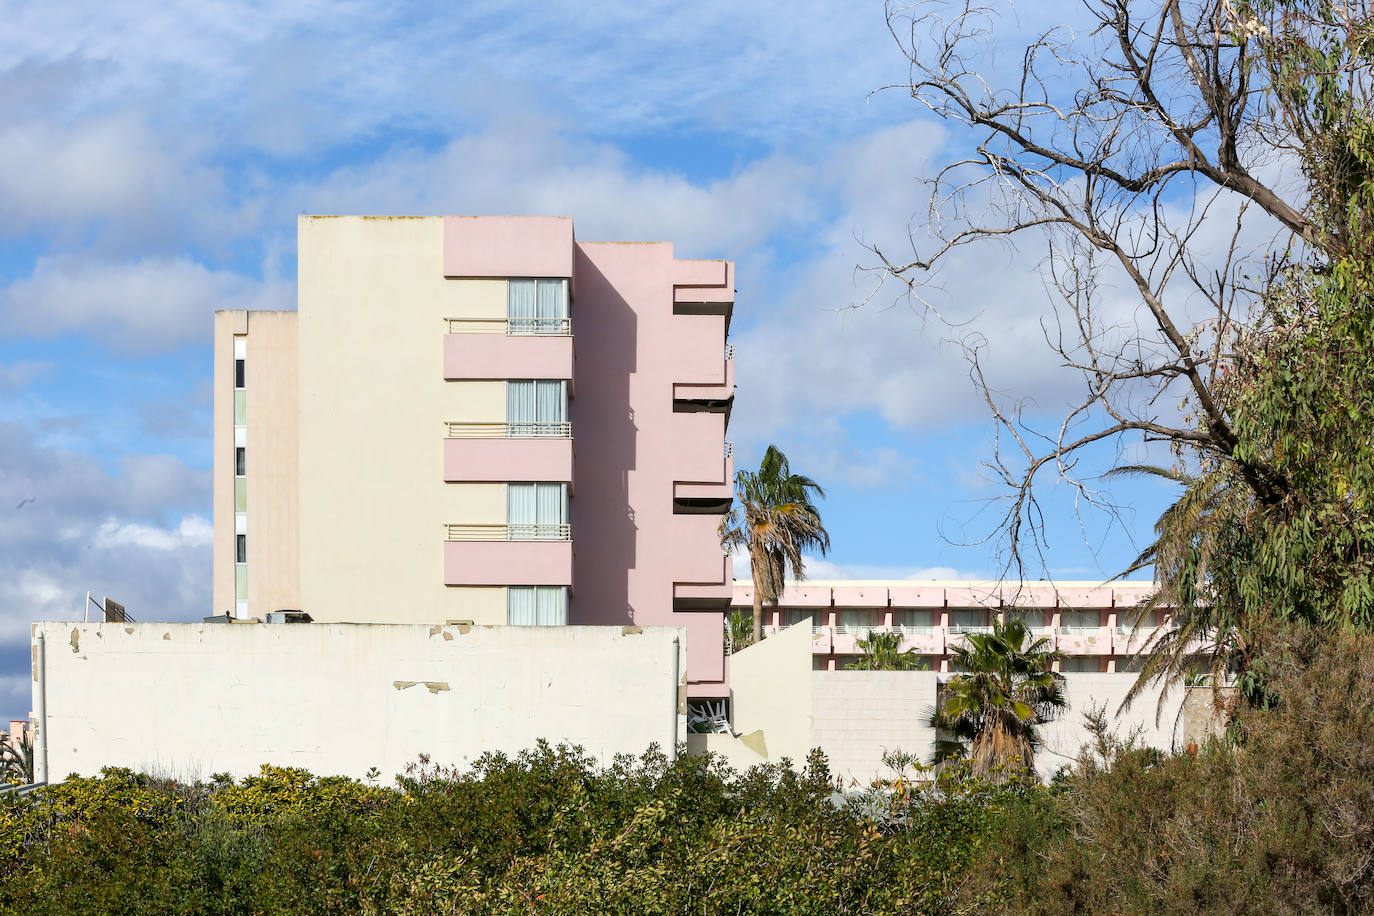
[507,279,568,335]
[898,609,935,634]
[506,380,567,436]
[836,610,874,634]
[507,483,567,538]
[1005,610,1048,632]
[1061,609,1101,633]
[1060,655,1102,672]
[508,586,568,625]
[948,609,989,633]
[783,609,820,631]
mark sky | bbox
[0,1,1186,722]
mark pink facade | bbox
[733,581,1171,673]
[442,219,735,696]
[443,437,573,484]
[444,541,574,587]
[443,333,574,381]
[443,216,576,282]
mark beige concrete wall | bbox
[446,381,505,423]
[725,621,813,763]
[811,671,940,787]
[35,622,687,780]
[212,309,299,617]
[446,586,507,626]
[297,216,520,624]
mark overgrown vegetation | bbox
[6,628,1372,913]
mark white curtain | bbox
[508,279,537,334]
[535,279,566,332]
[535,483,565,529]
[508,587,536,625]
[536,587,568,625]
[535,381,565,425]
[507,380,535,434]
[508,483,536,529]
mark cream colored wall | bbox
[297,216,520,624]
[211,311,238,616]
[725,621,814,762]
[212,309,299,617]
[446,382,505,423]
[37,622,686,780]
[444,587,508,625]
[245,312,300,614]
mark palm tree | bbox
[719,445,829,643]
[1106,464,1252,716]
[929,617,1066,780]
[845,631,928,670]
[0,730,33,785]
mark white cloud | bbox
[90,515,212,551]
[0,255,290,354]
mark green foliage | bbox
[0,744,1035,915]
[725,608,755,654]
[844,631,928,670]
[719,444,830,641]
[931,618,1066,779]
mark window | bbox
[233,390,246,425]
[1060,656,1102,673]
[783,609,820,632]
[236,534,247,563]
[836,610,874,635]
[1117,610,1156,633]
[506,380,567,435]
[507,279,568,335]
[898,609,935,634]
[1061,610,1101,633]
[508,586,568,625]
[507,483,567,538]
[1005,610,1048,632]
[233,337,246,387]
[235,563,248,598]
[234,478,247,512]
[235,447,246,477]
[948,609,989,633]
[1115,655,1146,673]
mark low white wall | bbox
[33,622,686,781]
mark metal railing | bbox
[725,343,735,360]
[833,625,874,637]
[445,422,571,438]
[1059,625,1106,635]
[724,441,734,459]
[445,524,572,541]
[445,317,571,336]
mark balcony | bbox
[443,524,572,587]
[443,318,573,382]
[672,413,731,507]
[442,422,573,484]
[673,340,735,405]
[1056,626,1112,654]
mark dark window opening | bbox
[236,534,246,563]
[235,447,246,476]
[235,359,245,388]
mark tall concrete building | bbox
[214,215,735,695]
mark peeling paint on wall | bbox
[393,680,417,690]
[69,629,79,653]
[425,681,450,694]
[621,626,643,635]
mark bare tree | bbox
[867,0,1353,576]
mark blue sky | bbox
[0,1,1182,721]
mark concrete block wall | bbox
[810,671,939,786]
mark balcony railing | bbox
[445,422,572,438]
[725,343,735,360]
[445,317,572,336]
[1059,625,1104,635]
[445,524,572,541]
[724,441,734,459]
